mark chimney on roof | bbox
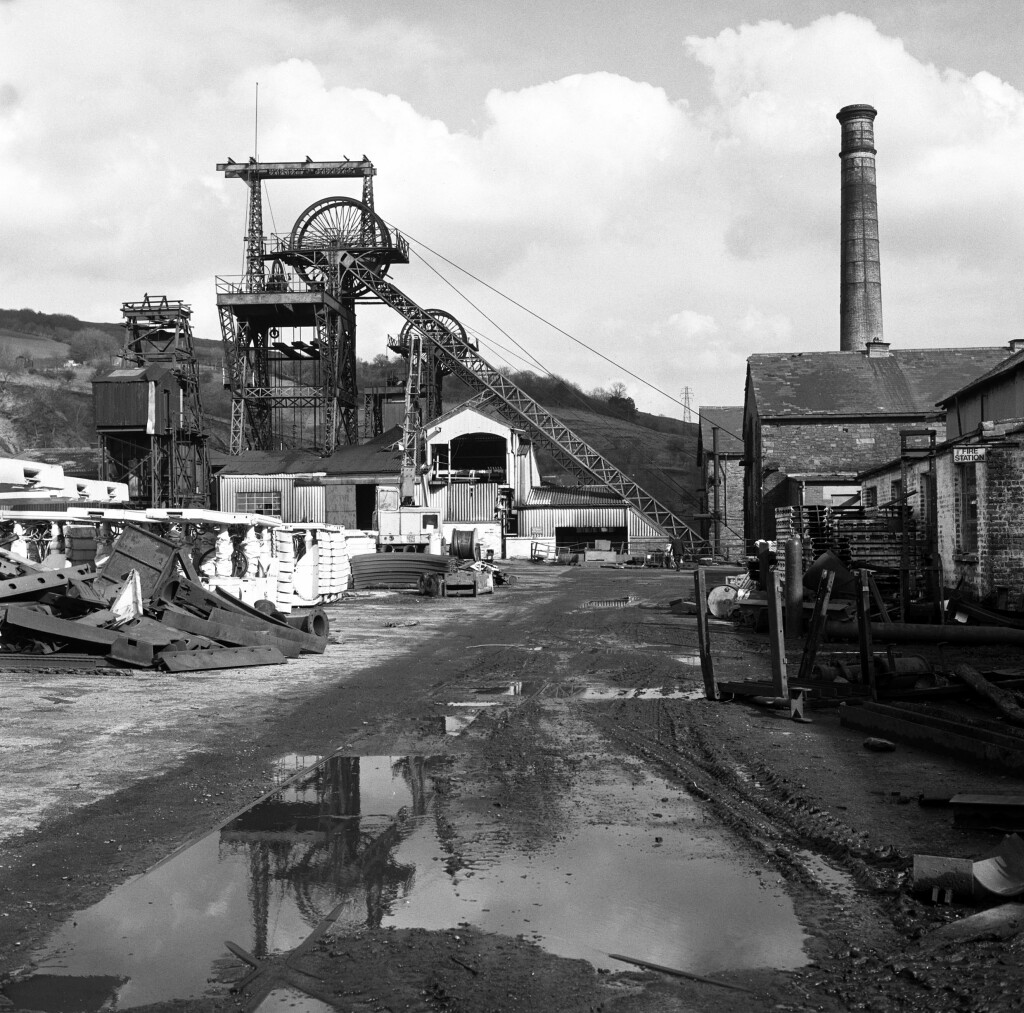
[864,338,891,358]
[838,104,883,352]
[1008,338,1024,354]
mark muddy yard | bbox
[2,563,1023,1012]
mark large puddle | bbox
[13,749,808,1009]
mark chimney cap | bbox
[837,103,878,122]
[864,339,891,358]
[1008,338,1024,353]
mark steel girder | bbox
[339,254,707,548]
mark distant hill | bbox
[0,311,701,525]
[441,369,702,528]
[0,307,223,366]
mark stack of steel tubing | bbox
[349,553,456,590]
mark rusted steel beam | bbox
[797,569,835,683]
[0,570,70,601]
[857,570,877,702]
[825,621,1024,646]
[108,636,156,668]
[207,609,326,654]
[159,645,287,671]
[1,606,121,649]
[160,611,301,658]
[840,701,1024,771]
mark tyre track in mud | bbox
[595,700,896,880]
[588,700,907,952]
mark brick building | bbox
[696,406,745,560]
[859,342,1024,608]
[743,341,1010,541]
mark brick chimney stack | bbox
[838,104,883,352]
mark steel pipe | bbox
[825,621,1024,646]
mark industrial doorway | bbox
[555,526,627,552]
[356,485,376,530]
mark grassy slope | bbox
[0,311,700,522]
[535,407,701,526]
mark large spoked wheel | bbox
[396,309,473,364]
[290,196,392,295]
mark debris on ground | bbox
[0,523,327,672]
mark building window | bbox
[235,490,282,516]
[889,479,902,505]
[957,463,978,553]
[864,486,878,509]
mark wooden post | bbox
[766,569,788,697]
[857,568,877,701]
[797,568,835,683]
[756,539,771,591]
[694,568,719,700]
[867,572,892,624]
[785,536,804,637]
[712,426,721,557]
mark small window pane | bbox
[235,490,282,516]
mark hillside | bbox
[0,312,701,527]
[440,369,702,527]
[543,408,700,524]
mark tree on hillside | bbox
[0,346,24,390]
[67,328,120,365]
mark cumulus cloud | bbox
[0,6,1021,415]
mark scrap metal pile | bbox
[0,524,327,672]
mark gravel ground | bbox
[2,562,1023,1011]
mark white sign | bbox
[953,447,986,463]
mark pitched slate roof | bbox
[697,407,744,456]
[937,347,1024,404]
[748,347,1009,419]
[213,426,403,478]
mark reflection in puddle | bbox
[256,987,336,1012]
[472,682,705,702]
[1,974,126,1013]
[23,756,437,1008]
[19,752,807,1007]
[474,682,537,696]
[444,712,482,735]
[578,686,705,701]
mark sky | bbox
[1,0,1023,417]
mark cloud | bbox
[0,7,1022,416]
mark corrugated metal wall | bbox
[516,506,663,541]
[627,510,665,538]
[293,485,326,523]
[218,476,293,519]
[94,379,151,429]
[517,506,626,537]
[444,482,500,522]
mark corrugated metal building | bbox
[215,403,671,557]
